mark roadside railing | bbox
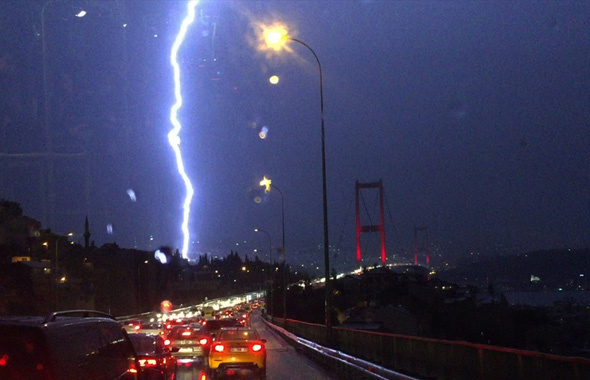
[269,317,590,380]
[264,316,417,380]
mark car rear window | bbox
[169,327,196,339]
[218,330,259,341]
[202,319,240,330]
[128,334,157,354]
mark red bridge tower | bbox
[355,180,386,264]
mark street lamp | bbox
[259,177,285,255]
[55,232,73,278]
[41,1,57,227]
[55,232,73,308]
[254,228,273,317]
[259,176,287,319]
[262,26,332,343]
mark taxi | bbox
[208,327,266,380]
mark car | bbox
[123,319,143,333]
[167,325,207,364]
[0,310,140,380]
[128,333,177,380]
[163,318,186,332]
[234,312,249,327]
[208,327,266,380]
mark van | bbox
[0,310,140,380]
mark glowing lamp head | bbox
[264,25,288,50]
[259,176,272,193]
[265,30,284,45]
[269,75,279,85]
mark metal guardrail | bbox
[263,316,419,380]
[271,317,590,380]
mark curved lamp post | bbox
[254,228,273,316]
[263,28,332,343]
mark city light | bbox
[259,176,272,193]
[169,0,200,258]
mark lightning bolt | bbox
[169,0,200,259]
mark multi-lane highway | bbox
[175,311,338,380]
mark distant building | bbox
[0,215,42,262]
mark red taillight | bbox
[0,354,8,366]
[134,325,140,331]
[164,339,171,346]
[128,362,138,374]
[251,343,263,352]
[199,337,209,346]
[213,344,225,353]
[138,358,159,367]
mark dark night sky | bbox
[1,1,589,270]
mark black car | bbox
[128,333,177,380]
[0,310,140,380]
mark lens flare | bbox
[259,126,269,139]
[155,250,168,264]
[169,0,200,259]
[126,189,137,202]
